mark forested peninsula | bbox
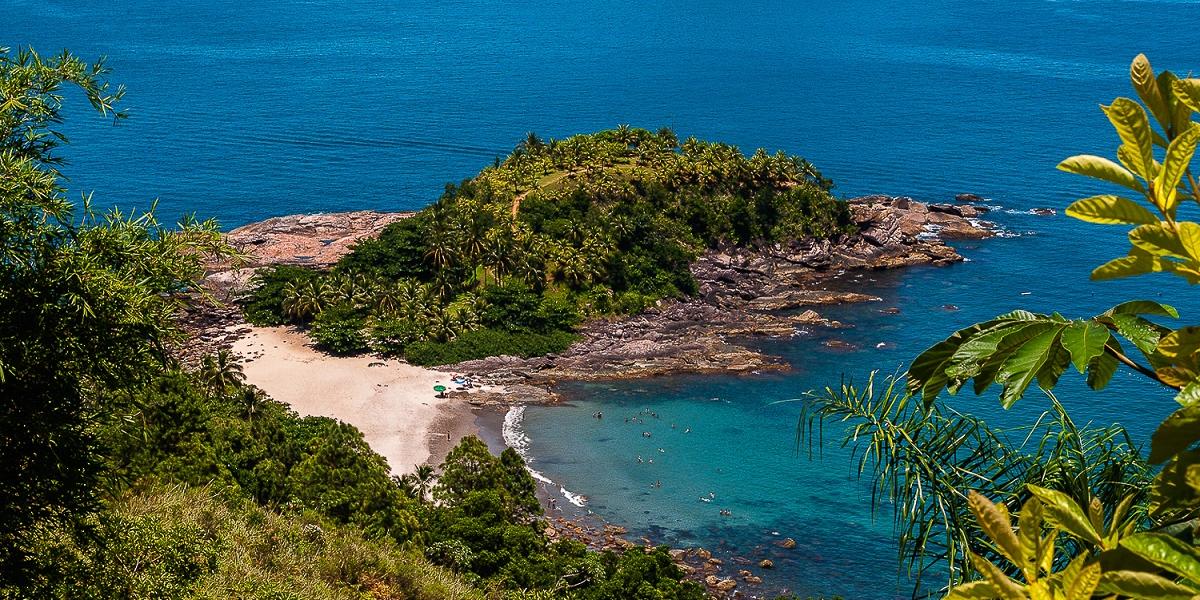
[3,49,996,599]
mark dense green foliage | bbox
[807,55,1200,599]
[0,48,706,599]
[0,46,233,586]
[244,126,853,364]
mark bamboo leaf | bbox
[1121,532,1200,586]
[1061,321,1110,374]
[1058,156,1146,194]
[1026,485,1103,547]
[1150,403,1200,464]
[1099,569,1200,600]
[1104,98,1158,181]
[1065,194,1158,225]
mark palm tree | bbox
[412,464,436,501]
[198,349,245,394]
[429,310,459,342]
[424,222,458,269]
[237,387,266,423]
[656,126,678,150]
[282,280,323,321]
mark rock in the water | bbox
[780,537,797,549]
[759,559,774,569]
[1031,207,1056,216]
[715,579,737,592]
[956,193,984,202]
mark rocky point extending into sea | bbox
[184,194,996,392]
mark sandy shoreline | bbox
[231,326,487,475]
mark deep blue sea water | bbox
[7,1,1200,596]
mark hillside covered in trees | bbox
[242,127,855,364]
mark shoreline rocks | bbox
[447,195,996,386]
[184,194,997,386]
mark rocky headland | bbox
[185,196,995,383]
[445,194,995,386]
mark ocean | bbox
[7,0,1200,596]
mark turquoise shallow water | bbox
[7,0,1200,596]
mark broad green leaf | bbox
[1178,382,1200,406]
[1098,569,1199,600]
[1108,313,1167,359]
[997,309,1042,321]
[1158,326,1200,360]
[1158,127,1200,212]
[1026,484,1104,547]
[951,322,1058,393]
[997,326,1064,408]
[1061,321,1110,373]
[1105,299,1179,319]
[1132,54,1172,129]
[968,552,1026,600]
[1092,251,1158,281]
[1017,497,1043,566]
[1065,560,1101,600]
[1036,343,1071,390]
[1130,222,1188,257]
[1157,367,1199,388]
[946,581,999,600]
[1065,194,1158,225]
[1057,156,1145,194]
[908,321,998,404]
[1104,98,1158,181]
[1121,532,1200,585]
[1175,78,1200,113]
[1150,450,1200,516]
[1180,222,1200,261]
[1086,352,1119,391]
[968,491,1024,570]
[1150,402,1200,463]
[1161,72,1194,139]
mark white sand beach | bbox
[231,326,479,476]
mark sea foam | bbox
[503,406,587,507]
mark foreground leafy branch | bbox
[800,375,1150,593]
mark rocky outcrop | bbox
[203,211,413,299]
[187,195,996,380]
[448,195,996,384]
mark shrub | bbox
[242,265,319,326]
[311,305,369,355]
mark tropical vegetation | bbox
[804,54,1200,599]
[0,46,710,598]
[243,124,855,363]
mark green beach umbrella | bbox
[433,385,447,393]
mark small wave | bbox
[502,407,588,507]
